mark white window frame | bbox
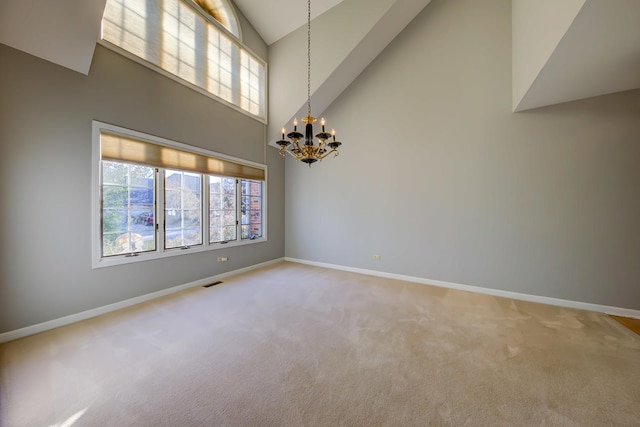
[208,175,237,244]
[91,120,267,269]
[99,0,267,124]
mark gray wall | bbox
[285,0,640,310]
[0,18,284,333]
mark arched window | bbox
[101,0,266,121]
[192,0,240,39]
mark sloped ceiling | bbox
[1,0,638,115]
[513,0,640,112]
[0,0,106,75]
[233,0,346,46]
[267,0,433,143]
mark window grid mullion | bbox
[232,46,240,106]
[236,178,241,241]
[157,168,166,252]
[203,175,210,247]
[180,172,186,245]
[147,0,160,65]
[197,18,207,91]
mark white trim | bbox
[285,257,640,320]
[94,221,268,269]
[0,258,285,344]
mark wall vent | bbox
[203,281,223,288]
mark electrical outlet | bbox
[217,256,228,262]
[372,254,381,260]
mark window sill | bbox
[91,237,267,269]
[97,41,268,125]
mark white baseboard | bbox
[285,257,640,320]
[4,256,636,344]
[0,258,284,344]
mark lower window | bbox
[101,161,156,256]
[241,179,263,239]
[209,176,237,243]
[165,170,203,249]
[93,121,266,267]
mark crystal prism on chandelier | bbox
[276,0,343,166]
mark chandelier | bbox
[276,0,343,166]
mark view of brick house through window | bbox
[241,179,262,239]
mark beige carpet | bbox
[1,262,639,426]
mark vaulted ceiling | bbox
[512,0,640,112]
[1,0,639,125]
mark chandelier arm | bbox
[319,148,338,160]
[280,149,300,159]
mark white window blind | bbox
[102,0,266,121]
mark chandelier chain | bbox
[307,0,311,117]
[275,0,343,166]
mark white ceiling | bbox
[234,0,345,45]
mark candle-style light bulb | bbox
[293,118,298,131]
[281,128,286,139]
[332,129,336,141]
[321,117,326,132]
